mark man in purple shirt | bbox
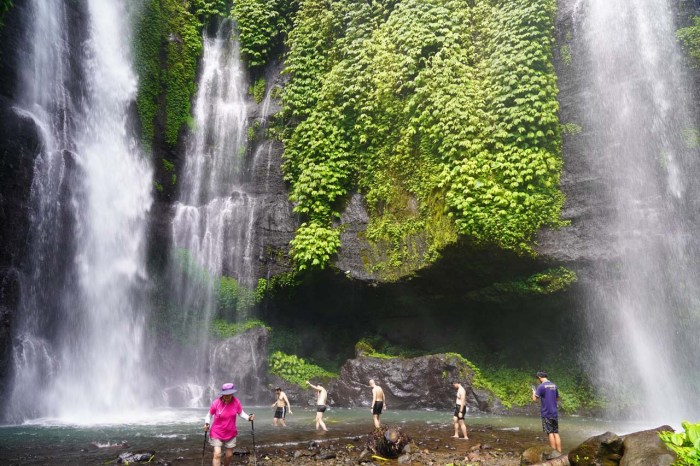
[531,371,562,452]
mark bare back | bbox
[372,385,385,402]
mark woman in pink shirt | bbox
[203,383,255,466]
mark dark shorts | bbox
[372,401,384,415]
[316,405,327,413]
[274,407,286,419]
[542,417,559,434]
[453,404,466,419]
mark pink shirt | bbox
[208,397,243,440]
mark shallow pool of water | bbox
[0,407,661,465]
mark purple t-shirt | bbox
[535,381,559,418]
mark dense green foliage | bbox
[268,351,337,387]
[660,422,700,465]
[467,267,577,302]
[678,17,700,64]
[211,319,269,339]
[230,0,298,69]
[134,0,204,147]
[282,0,564,274]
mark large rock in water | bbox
[619,426,676,466]
[210,327,269,404]
[328,353,502,411]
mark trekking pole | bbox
[201,428,207,466]
[250,417,257,466]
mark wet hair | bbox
[275,387,281,391]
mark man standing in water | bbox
[451,380,469,439]
[271,387,292,427]
[369,379,387,428]
[532,371,562,452]
[306,380,328,431]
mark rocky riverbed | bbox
[105,422,563,466]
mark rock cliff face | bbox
[328,353,503,413]
[210,327,270,404]
[0,1,38,408]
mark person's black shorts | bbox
[274,407,286,419]
[372,401,384,415]
[453,404,466,419]
[542,417,558,434]
[316,405,327,413]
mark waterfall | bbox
[167,21,260,399]
[576,0,700,421]
[8,0,154,423]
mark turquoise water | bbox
[0,408,657,465]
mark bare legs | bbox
[549,433,562,452]
[373,414,381,429]
[212,447,233,466]
[315,412,328,431]
[452,417,468,439]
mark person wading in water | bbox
[271,387,292,427]
[306,380,329,431]
[369,379,387,428]
[451,380,469,439]
[203,383,255,466]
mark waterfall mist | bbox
[8,0,154,423]
[575,0,700,422]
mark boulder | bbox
[521,445,564,465]
[620,426,676,466]
[329,353,501,411]
[210,327,270,404]
[568,431,623,466]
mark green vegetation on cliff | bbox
[678,17,700,64]
[281,0,564,275]
[230,0,298,69]
[134,0,205,147]
[269,351,337,387]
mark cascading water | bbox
[575,0,700,422]
[168,21,264,402]
[8,0,154,423]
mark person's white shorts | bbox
[209,436,236,448]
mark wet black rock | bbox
[117,451,155,463]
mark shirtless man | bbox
[271,387,292,427]
[306,380,328,431]
[369,379,387,428]
[452,380,469,439]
